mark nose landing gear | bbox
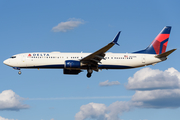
[18,70,22,75]
[12,67,21,75]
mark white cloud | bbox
[107,101,142,120]
[75,102,108,120]
[127,67,180,108]
[132,89,180,108]
[126,67,180,90]
[99,80,120,86]
[75,67,180,120]
[0,116,17,120]
[75,89,180,120]
[75,101,142,120]
[0,90,29,111]
[52,18,84,32]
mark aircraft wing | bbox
[80,32,121,69]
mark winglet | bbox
[112,31,121,46]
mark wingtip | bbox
[112,31,121,45]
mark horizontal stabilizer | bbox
[155,49,176,58]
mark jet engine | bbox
[65,60,81,68]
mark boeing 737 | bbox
[3,26,176,78]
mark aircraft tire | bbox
[87,73,91,78]
[18,71,22,75]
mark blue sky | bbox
[0,0,180,120]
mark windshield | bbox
[10,56,16,59]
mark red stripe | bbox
[155,34,169,42]
[152,34,170,54]
[162,41,168,53]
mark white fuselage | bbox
[3,52,163,70]
[3,26,174,77]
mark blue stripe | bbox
[133,44,156,54]
[20,64,133,69]
[98,65,134,69]
[20,64,64,69]
[159,38,168,54]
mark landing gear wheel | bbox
[87,73,92,78]
[18,71,22,75]
[87,68,93,78]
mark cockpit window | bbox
[10,56,16,59]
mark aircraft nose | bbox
[3,59,9,66]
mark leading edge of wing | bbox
[80,31,121,63]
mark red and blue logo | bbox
[134,26,171,55]
[151,32,170,54]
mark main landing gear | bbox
[87,68,93,78]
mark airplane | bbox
[3,26,176,78]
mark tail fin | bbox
[134,26,171,54]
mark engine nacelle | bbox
[63,69,81,75]
[65,60,81,68]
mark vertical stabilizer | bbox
[134,26,171,54]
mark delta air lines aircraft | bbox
[3,26,176,78]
